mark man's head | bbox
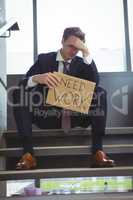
[61,27,85,60]
[62,27,85,42]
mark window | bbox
[6,0,33,74]
[37,0,125,72]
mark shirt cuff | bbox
[83,54,92,65]
[27,76,38,87]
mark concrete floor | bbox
[1,192,133,200]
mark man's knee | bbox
[95,86,107,97]
[12,88,21,104]
[94,86,107,103]
[90,86,107,111]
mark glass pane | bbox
[128,0,133,70]
[37,0,125,72]
[5,0,33,74]
[7,180,35,197]
[40,176,132,194]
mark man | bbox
[13,27,115,170]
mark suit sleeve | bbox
[88,60,99,85]
[26,55,42,78]
[19,54,43,87]
[79,59,99,86]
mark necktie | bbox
[61,61,71,130]
[63,61,70,74]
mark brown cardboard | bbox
[46,72,96,114]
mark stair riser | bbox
[6,153,133,170]
[5,134,133,148]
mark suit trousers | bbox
[12,83,107,155]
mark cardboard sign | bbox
[46,72,96,114]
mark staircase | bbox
[0,127,133,199]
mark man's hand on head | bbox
[66,36,90,57]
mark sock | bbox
[91,134,103,155]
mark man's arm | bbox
[71,37,99,85]
[20,54,59,89]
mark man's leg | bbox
[90,86,107,154]
[89,86,115,167]
[12,85,45,169]
[13,87,34,155]
[12,85,62,169]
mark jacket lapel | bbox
[69,57,80,78]
[49,53,59,72]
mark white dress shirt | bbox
[27,50,93,87]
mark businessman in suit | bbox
[13,27,115,169]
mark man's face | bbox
[61,36,79,60]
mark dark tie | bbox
[63,61,70,74]
[61,61,71,130]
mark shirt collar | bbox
[56,50,72,63]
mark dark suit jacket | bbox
[21,52,99,86]
[19,52,100,128]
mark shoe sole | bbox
[90,162,115,168]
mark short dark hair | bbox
[62,27,85,42]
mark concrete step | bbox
[0,166,133,181]
[4,127,133,137]
[4,128,133,148]
[6,153,133,170]
[1,144,133,157]
[4,127,133,135]
[3,128,133,170]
